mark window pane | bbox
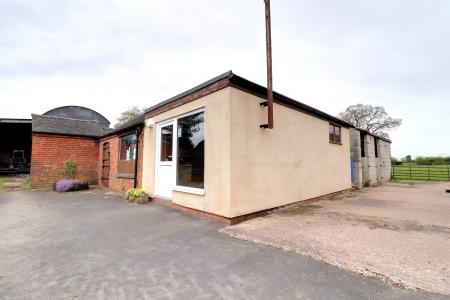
[160,125,173,161]
[177,112,204,189]
[120,134,137,161]
[329,124,334,142]
[334,126,341,142]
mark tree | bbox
[401,155,412,162]
[338,104,402,138]
[115,106,145,128]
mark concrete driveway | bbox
[0,189,447,299]
[222,182,450,296]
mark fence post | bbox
[448,164,449,181]
[427,164,430,181]
[409,162,412,180]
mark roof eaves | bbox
[228,74,352,128]
[356,128,392,143]
[32,131,101,139]
[99,114,145,139]
[0,118,32,124]
[142,70,352,128]
[144,70,233,115]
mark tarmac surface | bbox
[1,188,447,299]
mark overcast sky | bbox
[1,0,449,158]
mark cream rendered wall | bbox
[229,87,352,217]
[141,87,232,217]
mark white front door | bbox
[155,121,176,199]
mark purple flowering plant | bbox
[54,178,89,192]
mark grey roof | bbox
[100,114,145,138]
[355,128,392,143]
[43,106,110,127]
[32,114,110,138]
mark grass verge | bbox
[21,178,30,189]
[0,178,5,192]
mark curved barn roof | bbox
[43,106,110,127]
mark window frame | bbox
[119,133,137,161]
[117,132,137,177]
[329,123,342,144]
[174,110,205,191]
[154,108,206,196]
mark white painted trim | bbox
[154,120,175,199]
[154,108,206,199]
[173,186,205,196]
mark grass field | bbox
[0,176,30,191]
[392,164,450,181]
[0,178,6,191]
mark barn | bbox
[0,118,32,174]
[30,106,110,189]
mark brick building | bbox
[30,106,145,192]
[97,115,145,192]
[30,106,110,189]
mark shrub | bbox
[21,178,30,189]
[125,188,148,203]
[62,159,78,178]
[54,179,89,192]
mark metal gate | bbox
[392,163,450,181]
[101,142,110,187]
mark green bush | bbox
[21,178,30,189]
[415,156,450,165]
[62,159,78,178]
[125,188,148,203]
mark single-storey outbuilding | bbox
[23,71,392,223]
[0,118,31,174]
[137,71,353,221]
[97,115,145,192]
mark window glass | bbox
[177,112,204,189]
[329,125,334,142]
[329,124,341,143]
[160,125,173,161]
[334,126,341,142]
[120,134,137,161]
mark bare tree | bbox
[338,104,401,138]
[114,106,145,128]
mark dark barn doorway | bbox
[0,119,32,174]
[101,142,110,187]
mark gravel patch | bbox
[221,182,450,295]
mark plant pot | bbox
[136,195,149,204]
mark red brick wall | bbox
[31,133,99,189]
[98,129,144,192]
